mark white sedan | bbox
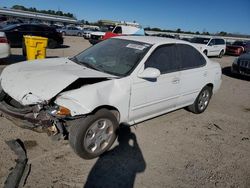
[0,36,222,159]
[0,31,10,59]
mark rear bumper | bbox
[226,51,241,56]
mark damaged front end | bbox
[0,77,112,138]
[0,88,76,138]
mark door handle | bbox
[172,77,180,84]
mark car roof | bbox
[115,35,190,45]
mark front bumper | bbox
[0,100,53,132]
[89,38,102,45]
[231,64,250,76]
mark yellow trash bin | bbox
[24,35,48,60]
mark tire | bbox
[187,86,212,114]
[22,40,26,57]
[48,39,58,49]
[218,50,224,58]
[69,109,119,159]
[62,31,66,36]
[203,50,208,56]
[77,32,82,37]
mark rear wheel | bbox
[69,109,118,159]
[22,40,26,57]
[187,86,212,114]
[48,39,58,49]
[77,32,82,37]
[218,50,224,58]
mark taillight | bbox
[0,37,8,43]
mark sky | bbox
[1,0,250,34]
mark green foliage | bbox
[176,28,182,33]
[11,5,75,18]
[218,31,227,36]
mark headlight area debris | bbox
[4,139,31,188]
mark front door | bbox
[129,44,181,123]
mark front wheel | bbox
[187,86,212,114]
[69,109,118,159]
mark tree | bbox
[219,31,227,36]
[11,5,75,18]
[176,28,182,33]
[12,5,26,10]
[151,27,162,31]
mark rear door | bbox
[215,39,226,54]
[175,44,207,107]
[207,39,217,56]
[30,25,44,37]
[11,25,32,46]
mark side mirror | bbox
[138,67,161,79]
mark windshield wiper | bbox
[70,57,81,65]
[81,62,102,71]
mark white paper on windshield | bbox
[126,44,146,50]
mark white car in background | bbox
[191,37,226,58]
[0,31,10,59]
[0,36,222,159]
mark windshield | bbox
[1,24,18,30]
[191,37,210,44]
[71,38,152,76]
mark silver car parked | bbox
[58,26,85,37]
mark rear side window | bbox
[176,44,206,70]
[113,26,122,34]
[215,39,225,45]
[145,44,179,74]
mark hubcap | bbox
[84,119,114,154]
[198,90,210,111]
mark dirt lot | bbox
[0,36,249,188]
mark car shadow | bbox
[56,45,70,49]
[84,126,146,188]
[0,55,26,65]
[222,66,250,81]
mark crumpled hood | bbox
[0,58,115,105]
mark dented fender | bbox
[55,77,131,123]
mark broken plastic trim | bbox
[4,139,31,188]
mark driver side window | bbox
[145,44,179,74]
[208,39,215,46]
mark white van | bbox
[191,37,226,58]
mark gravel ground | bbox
[0,36,249,188]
